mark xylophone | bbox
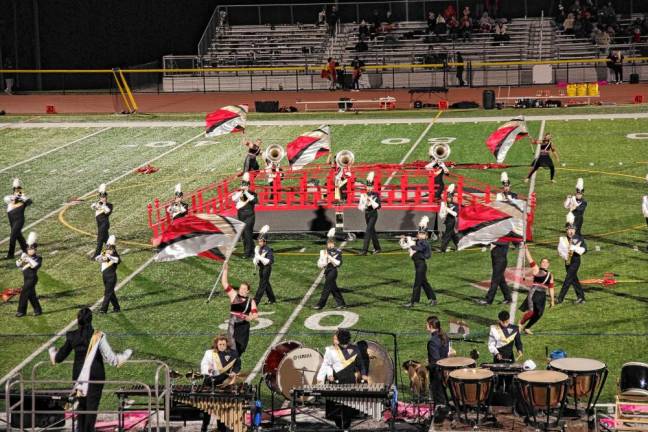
[291,383,392,421]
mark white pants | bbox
[4,78,13,94]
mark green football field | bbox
[0,108,647,406]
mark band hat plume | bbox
[575,177,584,193]
[98,183,107,197]
[418,215,429,233]
[326,227,336,239]
[174,183,183,197]
[500,171,510,186]
[366,171,375,187]
[241,172,250,187]
[27,231,38,248]
[12,178,22,190]
[566,211,575,228]
[258,225,270,241]
[447,183,456,196]
[106,235,116,246]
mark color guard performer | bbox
[243,138,262,173]
[426,316,449,423]
[91,183,113,258]
[49,307,132,432]
[316,328,369,431]
[556,213,587,304]
[199,334,241,432]
[358,171,381,255]
[518,245,554,334]
[253,225,276,305]
[563,178,587,236]
[314,228,347,310]
[496,172,518,201]
[478,240,512,305]
[221,262,258,356]
[96,235,121,314]
[525,133,558,183]
[232,172,257,258]
[4,178,32,259]
[15,232,43,317]
[400,216,437,308]
[643,176,648,251]
[487,310,523,363]
[167,184,189,221]
[439,184,460,252]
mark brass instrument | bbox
[429,142,451,161]
[263,144,285,164]
[335,150,355,168]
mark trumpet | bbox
[429,143,451,161]
[263,144,285,164]
[335,150,355,168]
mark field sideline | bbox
[0,109,647,406]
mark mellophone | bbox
[291,383,393,421]
[117,383,254,432]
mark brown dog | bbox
[402,360,429,397]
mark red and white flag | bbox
[456,200,527,250]
[485,117,528,163]
[286,125,331,170]
[205,105,248,138]
[153,214,245,262]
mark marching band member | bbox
[15,232,43,317]
[167,183,189,221]
[316,328,369,431]
[253,225,276,305]
[426,316,449,423]
[243,138,262,173]
[264,156,283,201]
[478,240,512,305]
[49,307,132,432]
[525,133,558,183]
[199,334,241,432]
[439,184,460,252]
[95,235,121,314]
[556,213,587,304]
[91,183,113,258]
[425,156,450,200]
[518,244,554,334]
[221,262,258,356]
[314,228,347,310]
[358,171,381,255]
[232,172,257,258]
[563,178,587,236]
[488,310,523,363]
[334,159,352,203]
[643,176,648,251]
[401,216,437,308]
[496,172,518,201]
[4,178,32,259]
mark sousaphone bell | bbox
[429,143,451,161]
[264,144,285,163]
[335,150,355,168]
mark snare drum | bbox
[516,370,569,430]
[549,357,608,411]
[448,368,495,426]
[619,362,648,399]
[437,357,476,385]
[263,341,303,395]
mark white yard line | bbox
[0,127,112,174]
[509,120,545,318]
[245,241,347,384]
[0,111,647,128]
[0,131,204,247]
[0,257,155,386]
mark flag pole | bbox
[206,220,245,303]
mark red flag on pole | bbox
[205,105,248,138]
[485,116,528,163]
[286,125,331,170]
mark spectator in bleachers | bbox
[327,6,338,36]
[444,4,456,19]
[355,36,368,52]
[563,13,576,34]
[218,9,229,30]
[383,11,396,33]
[435,14,448,41]
[447,15,459,39]
[462,6,471,20]
[607,50,624,84]
[570,0,582,17]
[317,7,326,26]
[599,2,616,27]
[427,11,436,34]
[556,3,567,27]
[359,20,370,39]
[460,15,472,42]
[456,52,466,87]
[631,27,642,44]
[494,19,510,42]
[479,12,494,33]
[594,28,610,52]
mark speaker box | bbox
[254,101,279,113]
[483,90,496,110]
[630,73,639,84]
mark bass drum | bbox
[357,340,394,385]
[276,347,323,399]
[263,340,303,394]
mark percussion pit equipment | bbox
[447,368,495,426]
[619,362,648,399]
[480,362,525,376]
[481,362,525,406]
[549,357,608,416]
[291,383,393,421]
[357,340,395,386]
[515,370,569,430]
[262,341,323,399]
[437,357,476,385]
